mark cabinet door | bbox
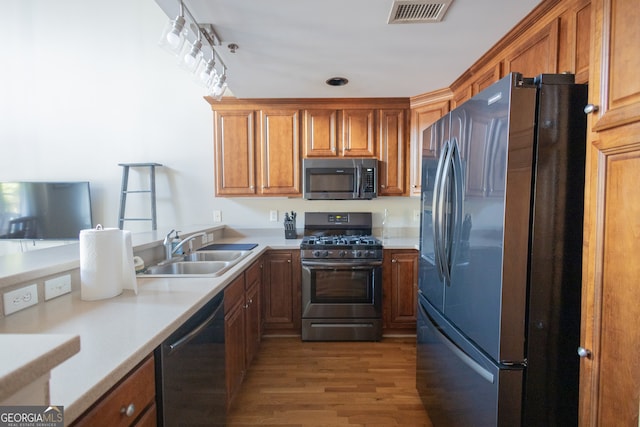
[378,109,407,196]
[409,99,450,196]
[224,275,246,409]
[341,109,376,157]
[580,0,640,425]
[303,109,339,157]
[262,250,301,333]
[383,250,418,331]
[257,109,301,196]
[503,18,559,77]
[244,259,262,367]
[214,110,256,196]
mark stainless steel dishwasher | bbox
[155,292,225,426]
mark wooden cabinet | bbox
[502,18,560,77]
[579,0,640,425]
[262,250,301,334]
[382,249,418,332]
[213,110,256,196]
[303,109,339,157]
[257,109,301,195]
[224,258,263,409]
[341,109,376,157]
[213,106,300,197]
[409,94,451,196]
[224,274,246,409]
[244,259,263,367]
[377,109,408,196]
[71,355,156,427]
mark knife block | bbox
[284,219,297,239]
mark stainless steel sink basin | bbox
[145,261,230,276]
[140,249,252,277]
[183,250,250,262]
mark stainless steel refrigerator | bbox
[416,73,587,427]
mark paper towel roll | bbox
[80,225,124,301]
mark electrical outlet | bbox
[45,275,71,301]
[269,210,278,222]
[213,210,222,222]
[413,210,421,222]
[207,233,214,242]
[3,284,39,315]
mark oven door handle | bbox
[302,260,383,268]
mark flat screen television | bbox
[0,182,93,240]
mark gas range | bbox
[300,234,382,260]
[300,212,382,260]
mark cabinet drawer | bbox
[72,355,155,427]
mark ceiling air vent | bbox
[387,0,453,23]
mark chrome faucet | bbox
[164,231,207,261]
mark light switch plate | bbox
[213,210,222,222]
[45,275,72,300]
[3,284,39,315]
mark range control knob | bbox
[338,250,346,258]
[354,250,362,257]
[313,250,323,257]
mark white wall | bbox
[1,0,419,236]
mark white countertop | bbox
[0,334,80,403]
[0,228,416,424]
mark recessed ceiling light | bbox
[326,77,349,86]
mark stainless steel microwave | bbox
[303,158,378,200]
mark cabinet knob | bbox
[121,403,135,417]
[411,184,418,188]
[577,346,592,358]
[381,185,386,188]
[391,259,397,263]
[584,104,599,114]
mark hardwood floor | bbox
[227,336,433,426]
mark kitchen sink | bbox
[144,261,230,276]
[183,250,250,262]
[139,250,252,277]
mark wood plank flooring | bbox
[227,336,433,426]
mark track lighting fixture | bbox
[158,3,186,55]
[158,1,229,100]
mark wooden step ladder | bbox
[117,163,162,230]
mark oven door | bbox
[301,259,382,319]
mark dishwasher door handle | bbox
[167,301,224,355]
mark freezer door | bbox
[416,297,523,427]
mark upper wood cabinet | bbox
[303,109,339,157]
[342,109,376,157]
[579,0,640,425]
[212,105,300,197]
[409,94,451,196]
[257,109,300,195]
[502,18,560,77]
[213,110,256,196]
[377,108,407,196]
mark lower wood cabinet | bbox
[262,250,301,335]
[71,355,156,427]
[382,249,418,332]
[224,258,263,410]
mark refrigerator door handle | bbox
[424,303,495,384]
[432,139,450,283]
[448,138,465,273]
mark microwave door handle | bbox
[357,163,364,198]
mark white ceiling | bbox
[153,0,541,99]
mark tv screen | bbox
[0,182,93,240]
